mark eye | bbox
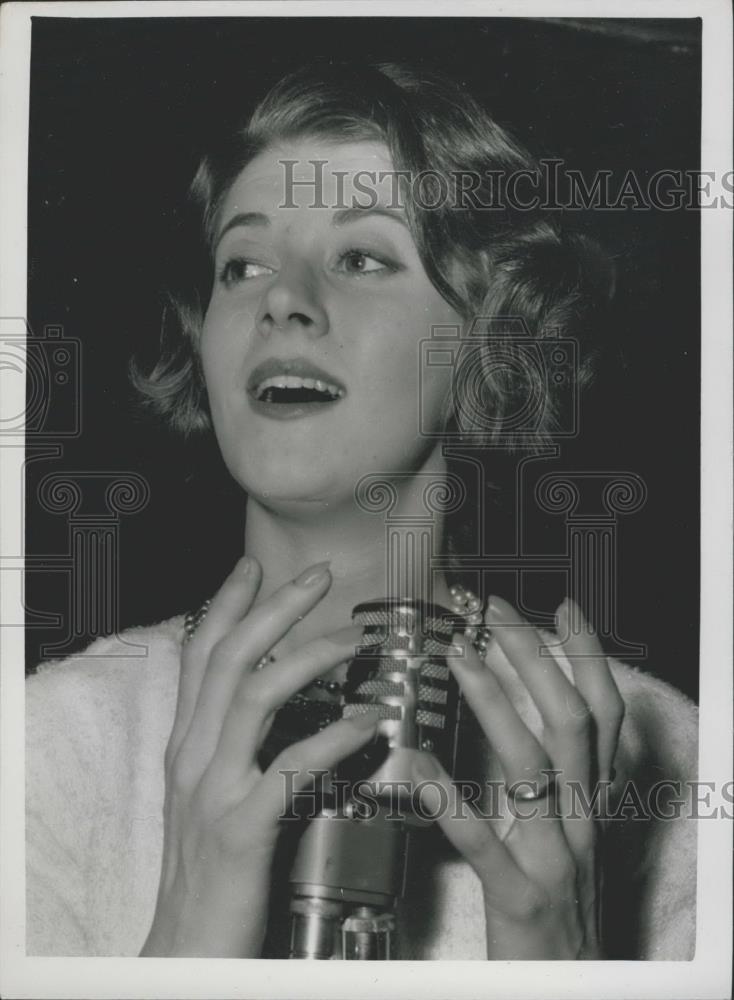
[218,256,275,288]
[335,248,394,276]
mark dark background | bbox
[25,16,701,700]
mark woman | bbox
[26,61,698,960]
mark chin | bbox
[222,436,443,512]
[232,461,344,510]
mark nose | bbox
[255,263,329,340]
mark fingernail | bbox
[563,596,579,617]
[328,625,364,647]
[349,709,380,730]
[237,555,253,576]
[486,595,507,618]
[448,631,484,672]
[447,632,466,657]
[295,561,331,588]
[451,631,466,648]
[412,752,440,780]
[561,598,595,635]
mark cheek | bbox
[199,303,251,404]
[355,306,455,419]
[199,336,225,411]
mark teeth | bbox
[255,374,345,399]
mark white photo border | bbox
[1,2,731,998]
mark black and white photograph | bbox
[0,2,731,998]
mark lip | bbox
[246,356,346,421]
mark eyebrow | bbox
[331,206,409,229]
[215,204,408,250]
[215,211,270,250]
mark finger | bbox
[447,634,553,793]
[169,555,262,760]
[239,626,363,717]
[204,626,364,786]
[184,556,262,660]
[486,596,593,757]
[209,560,333,672]
[179,562,334,769]
[251,713,380,822]
[556,598,625,782]
[410,753,536,919]
[486,595,596,855]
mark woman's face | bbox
[201,138,462,510]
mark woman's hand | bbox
[140,556,377,958]
[411,595,624,960]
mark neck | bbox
[243,448,455,657]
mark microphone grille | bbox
[343,600,462,757]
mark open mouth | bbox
[247,359,346,419]
[255,375,345,405]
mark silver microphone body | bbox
[287,599,462,960]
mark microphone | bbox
[287,598,463,960]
